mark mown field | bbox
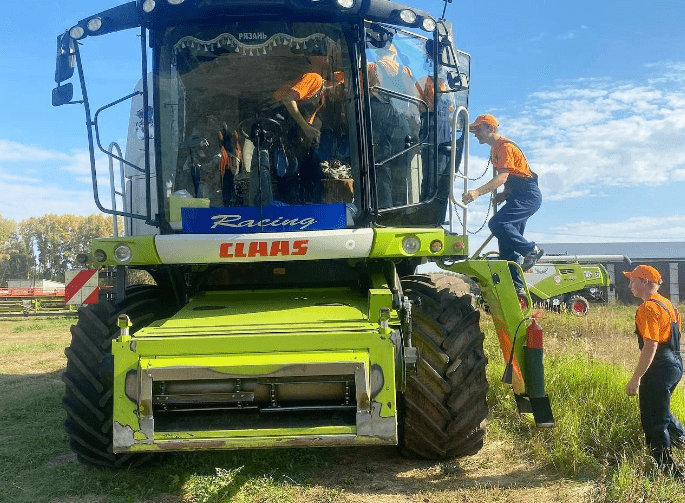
[1,303,684,503]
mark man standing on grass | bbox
[624,264,685,478]
[462,114,543,296]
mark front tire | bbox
[62,286,174,468]
[399,273,489,459]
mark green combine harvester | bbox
[52,0,555,468]
[523,258,612,315]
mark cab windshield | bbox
[157,22,359,233]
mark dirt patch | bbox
[45,452,78,469]
[310,437,594,502]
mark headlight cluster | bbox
[401,236,444,255]
[92,244,133,264]
[398,8,436,31]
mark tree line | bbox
[0,213,114,285]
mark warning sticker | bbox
[64,269,99,305]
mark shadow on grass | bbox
[0,368,577,503]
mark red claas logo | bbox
[220,240,309,258]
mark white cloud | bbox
[0,145,125,221]
[0,139,71,163]
[503,65,685,200]
[532,215,685,243]
[0,169,99,221]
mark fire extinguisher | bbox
[525,318,545,397]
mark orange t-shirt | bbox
[272,73,323,102]
[636,293,681,344]
[491,137,533,178]
[367,60,415,92]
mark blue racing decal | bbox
[181,204,346,233]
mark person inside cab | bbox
[269,39,345,204]
[368,43,421,209]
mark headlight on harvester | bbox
[430,240,443,253]
[93,249,107,263]
[399,9,417,25]
[86,17,102,32]
[401,236,421,255]
[114,244,133,263]
[336,0,354,8]
[421,17,436,32]
[142,0,156,13]
[69,26,85,40]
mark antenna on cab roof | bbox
[441,0,452,20]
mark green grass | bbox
[0,341,63,354]
[3,306,685,502]
[8,317,74,333]
[484,305,685,502]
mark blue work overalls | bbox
[637,299,685,466]
[488,173,542,289]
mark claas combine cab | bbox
[52,0,554,468]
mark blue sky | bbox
[1,0,685,249]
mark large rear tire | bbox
[62,286,175,468]
[399,273,489,459]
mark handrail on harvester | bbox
[108,142,128,237]
[449,106,469,236]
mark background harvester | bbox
[523,254,629,315]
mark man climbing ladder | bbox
[462,113,543,294]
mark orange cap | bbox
[623,265,662,284]
[469,114,498,131]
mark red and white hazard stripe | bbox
[64,269,99,305]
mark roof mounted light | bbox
[336,0,355,8]
[399,9,417,25]
[422,17,437,32]
[69,26,85,40]
[87,17,102,32]
[142,0,156,13]
[167,0,185,4]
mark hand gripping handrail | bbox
[449,106,469,235]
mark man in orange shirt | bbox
[273,56,344,146]
[272,50,343,203]
[367,44,420,208]
[624,265,684,477]
[462,114,543,293]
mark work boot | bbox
[652,447,684,479]
[669,423,685,449]
[521,245,544,271]
[661,462,685,480]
